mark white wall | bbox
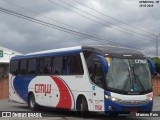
[0,46,22,63]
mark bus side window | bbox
[38,58,44,74]
[43,57,52,74]
[52,54,83,75]
[62,56,71,75]
[83,51,96,78]
[10,60,19,75]
[19,59,27,75]
[70,55,83,75]
[53,56,63,75]
[38,57,52,75]
[28,59,37,75]
[84,51,105,88]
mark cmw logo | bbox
[35,84,51,94]
[135,59,146,63]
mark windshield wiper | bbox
[122,67,132,91]
[131,66,145,91]
[122,75,130,91]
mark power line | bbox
[0,7,155,55]
[72,0,156,37]
[2,0,84,32]
[1,1,156,55]
[2,0,156,56]
[2,0,140,47]
[2,0,121,47]
[0,7,127,47]
[0,8,119,44]
[49,0,155,41]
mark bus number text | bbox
[95,105,102,110]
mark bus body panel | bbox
[9,74,153,112]
[9,74,26,104]
[9,75,95,111]
[29,76,59,107]
[92,86,105,111]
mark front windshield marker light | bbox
[123,55,132,57]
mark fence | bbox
[152,77,160,96]
[0,78,8,99]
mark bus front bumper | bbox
[104,98,153,114]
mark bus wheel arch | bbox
[28,92,38,111]
[76,94,89,112]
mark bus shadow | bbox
[11,106,148,120]
[35,107,147,120]
[13,105,30,110]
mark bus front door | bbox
[92,59,106,112]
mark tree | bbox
[151,57,160,74]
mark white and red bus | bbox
[9,46,155,114]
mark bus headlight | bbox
[105,95,119,102]
[146,93,153,101]
[147,97,153,101]
[105,95,109,99]
[111,97,117,101]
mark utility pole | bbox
[156,36,158,57]
[156,34,160,57]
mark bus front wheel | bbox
[28,93,38,111]
[76,96,89,117]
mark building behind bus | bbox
[0,46,21,99]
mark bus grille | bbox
[122,107,144,111]
[117,100,148,105]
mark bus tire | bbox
[28,93,38,111]
[76,96,89,117]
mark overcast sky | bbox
[0,0,159,56]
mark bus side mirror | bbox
[147,58,155,75]
[97,55,108,74]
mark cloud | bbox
[0,0,159,56]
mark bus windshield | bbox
[106,58,152,93]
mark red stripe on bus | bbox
[51,76,72,109]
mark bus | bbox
[9,45,155,115]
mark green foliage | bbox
[151,57,160,65]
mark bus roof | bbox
[11,45,145,60]
[82,45,145,58]
[11,46,82,60]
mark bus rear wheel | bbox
[28,94,38,111]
